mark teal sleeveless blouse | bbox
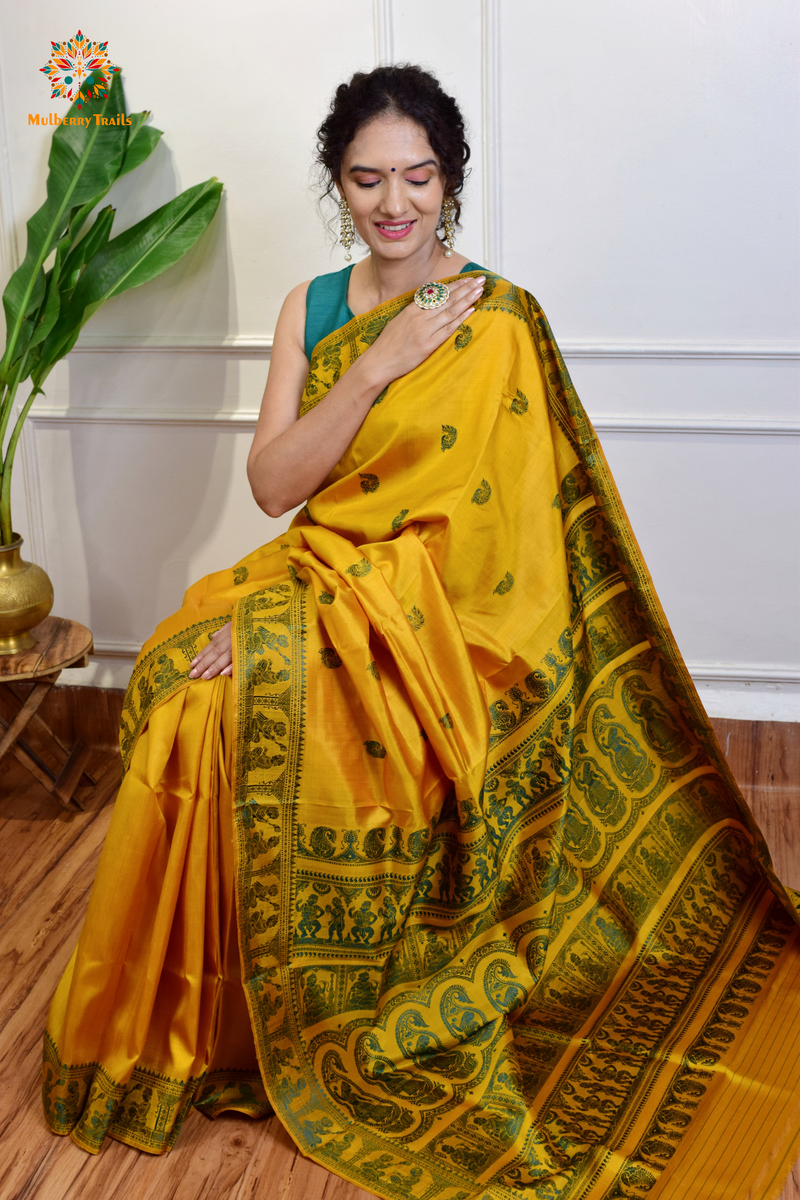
[304,262,485,361]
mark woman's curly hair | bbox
[316,64,471,229]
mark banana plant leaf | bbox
[118,121,162,179]
[28,240,71,351]
[0,68,223,546]
[0,72,165,386]
[59,204,115,294]
[0,72,129,383]
[32,178,222,384]
[63,119,162,250]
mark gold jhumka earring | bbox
[441,196,456,258]
[339,197,355,262]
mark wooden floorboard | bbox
[0,719,797,1200]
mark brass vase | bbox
[0,534,54,655]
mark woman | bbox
[43,66,800,1200]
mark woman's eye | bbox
[406,177,430,186]
[355,179,381,189]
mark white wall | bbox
[1,0,798,719]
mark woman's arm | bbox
[247,274,484,518]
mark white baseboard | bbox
[64,656,136,690]
[692,680,800,723]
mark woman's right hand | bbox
[365,275,485,386]
[189,622,233,680]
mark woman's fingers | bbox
[192,648,233,680]
[422,277,483,346]
[441,276,483,307]
[189,622,233,680]
[450,305,476,328]
[433,277,484,326]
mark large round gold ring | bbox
[413,281,450,310]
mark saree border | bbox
[119,615,232,771]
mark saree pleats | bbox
[44,274,800,1199]
[43,677,269,1151]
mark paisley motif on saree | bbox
[44,275,800,1199]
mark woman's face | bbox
[338,114,446,262]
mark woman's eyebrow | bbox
[348,159,438,174]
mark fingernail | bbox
[189,658,198,667]
[189,668,198,678]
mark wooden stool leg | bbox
[0,679,97,786]
[53,741,91,810]
[0,679,55,761]
[8,738,85,812]
[2,721,85,811]
[10,738,59,792]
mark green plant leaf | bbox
[24,268,47,317]
[59,118,160,244]
[118,119,162,179]
[28,240,71,352]
[123,109,150,147]
[6,268,46,372]
[32,178,222,384]
[77,178,222,304]
[0,70,130,383]
[33,326,82,384]
[59,205,115,294]
[66,190,110,243]
[55,120,160,289]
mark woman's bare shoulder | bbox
[275,280,313,353]
[281,279,313,317]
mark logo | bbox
[39,30,118,107]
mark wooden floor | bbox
[0,718,798,1200]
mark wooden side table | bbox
[0,616,96,810]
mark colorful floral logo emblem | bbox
[40,31,118,106]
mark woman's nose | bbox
[381,179,408,216]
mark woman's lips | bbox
[375,221,416,241]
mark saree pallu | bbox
[44,274,800,1200]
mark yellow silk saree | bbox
[44,274,800,1200]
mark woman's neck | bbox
[347,241,470,315]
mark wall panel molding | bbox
[72,335,273,355]
[93,639,144,659]
[688,664,800,685]
[30,406,261,427]
[481,0,502,274]
[588,416,799,436]
[68,334,800,361]
[28,405,800,437]
[0,53,19,288]
[373,0,394,65]
[90,635,800,687]
[17,423,48,569]
[561,343,800,361]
